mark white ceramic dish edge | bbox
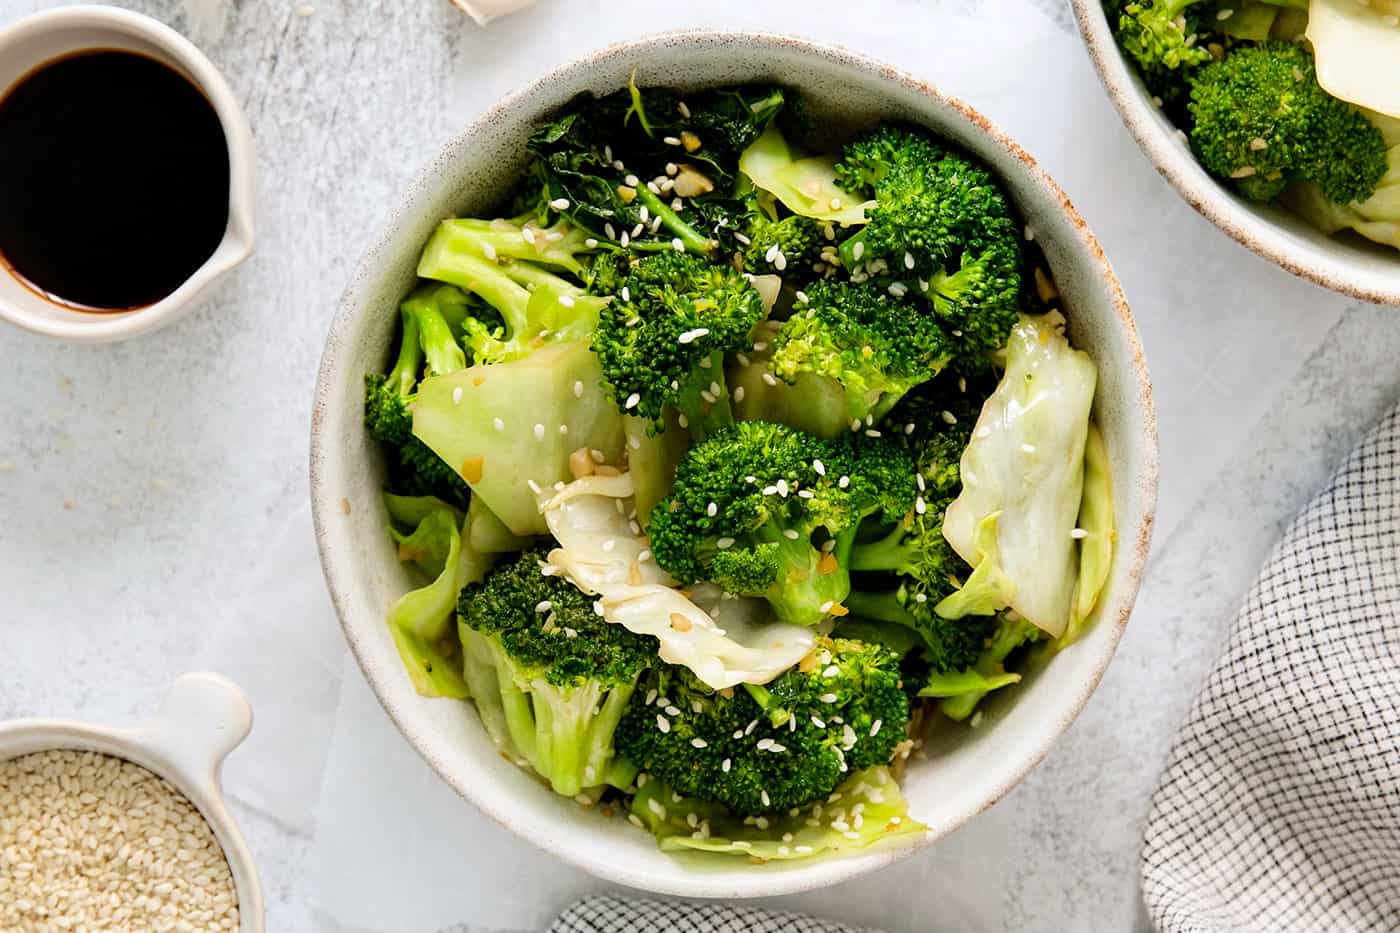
[0,673,265,931]
[311,29,1159,898]
[0,5,257,343]
[1071,0,1400,306]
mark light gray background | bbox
[3,1,1398,931]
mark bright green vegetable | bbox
[616,638,910,815]
[1065,423,1115,646]
[739,124,874,225]
[457,549,656,796]
[928,616,1042,720]
[1188,43,1388,205]
[631,765,925,860]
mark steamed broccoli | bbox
[615,637,909,815]
[457,549,656,796]
[919,615,1042,720]
[648,422,912,625]
[833,124,1022,352]
[591,251,764,438]
[1110,0,1214,75]
[363,286,472,508]
[1188,43,1389,205]
[417,217,610,364]
[738,207,825,275]
[769,280,954,425]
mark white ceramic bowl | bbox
[0,673,264,930]
[310,31,1159,897]
[1072,1,1400,305]
[0,5,256,342]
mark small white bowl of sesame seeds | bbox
[0,673,263,931]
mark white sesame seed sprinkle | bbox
[624,392,641,409]
[717,537,735,549]
[481,241,498,262]
[821,693,838,703]
[656,714,671,733]
[783,528,800,540]
[1071,528,1089,539]
[534,423,545,441]
[678,327,709,344]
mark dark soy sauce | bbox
[0,50,230,311]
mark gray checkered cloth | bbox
[550,895,878,933]
[1141,405,1400,931]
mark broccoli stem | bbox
[675,353,735,440]
[847,524,914,574]
[756,522,851,625]
[917,669,1019,699]
[837,228,869,269]
[634,185,715,257]
[402,293,466,377]
[418,227,533,333]
[939,618,1038,721]
[844,589,910,626]
[388,307,424,396]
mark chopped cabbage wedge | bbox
[739,126,874,225]
[943,312,1097,638]
[538,473,816,689]
[1308,0,1400,119]
[1065,422,1114,646]
[631,766,926,860]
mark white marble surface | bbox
[3,0,1399,930]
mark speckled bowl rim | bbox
[310,29,1159,897]
[1071,0,1400,306]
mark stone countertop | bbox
[3,0,1399,930]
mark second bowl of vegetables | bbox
[313,32,1157,894]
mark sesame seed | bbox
[706,502,718,517]
[904,251,915,269]
[941,410,958,425]
[620,231,630,247]
[527,479,542,494]
[768,743,787,753]
[821,693,838,703]
[745,718,759,735]
[533,423,545,441]
[916,474,926,492]
[838,476,850,489]
[829,197,843,210]
[678,327,710,344]
[822,664,840,678]
[521,227,536,244]
[783,529,800,540]
[672,238,686,253]
[762,372,779,387]
[774,251,788,271]
[888,282,908,298]
[842,724,857,748]
[647,180,661,195]
[870,719,882,736]
[734,385,746,403]
[717,537,735,549]
[915,497,927,515]
[721,758,731,773]
[844,831,861,840]
[865,429,882,438]
[549,197,571,210]
[656,715,671,733]
[605,222,617,240]
[585,237,599,248]
[1071,528,1089,539]
[914,592,927,604]
[796,845,814,853]
[776,479,789,497]
[624,393,640,409]
[811,716,826,728]
[624,173,640,187]
[638,205,650,222]
[853,241,865,260]
[481,241,498,262]
[757,738,774,750]
[677,101,691,118]
[1217,7,1233,18]
[451,386,463,405]
[812,459,826,476]
[761,790,770,807]
[535,600,552,613]
[601,539,615,552]
[663,135,681,146]
[778,845,791,856]
[648,798,666,818]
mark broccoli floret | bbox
[1188,44,1388,205]
[833,124,1022,352]
[457,549,656,796]
[648,423,911,625]
[740,210,825,274]
[882,381,981,498]
[1111,0,1213,75]
[591,252,764,439]
[769,281,954,425]
[417,217,610,364]
[920,615,1041,720]
[615,637,910,815]
[364,287,472,508]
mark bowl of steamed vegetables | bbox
[310,31,1158,896]
[1076,0,1400,303]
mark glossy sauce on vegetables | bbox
[0,50,230,311]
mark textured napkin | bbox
[549,896,878,933]
[1141,404,1400,931]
